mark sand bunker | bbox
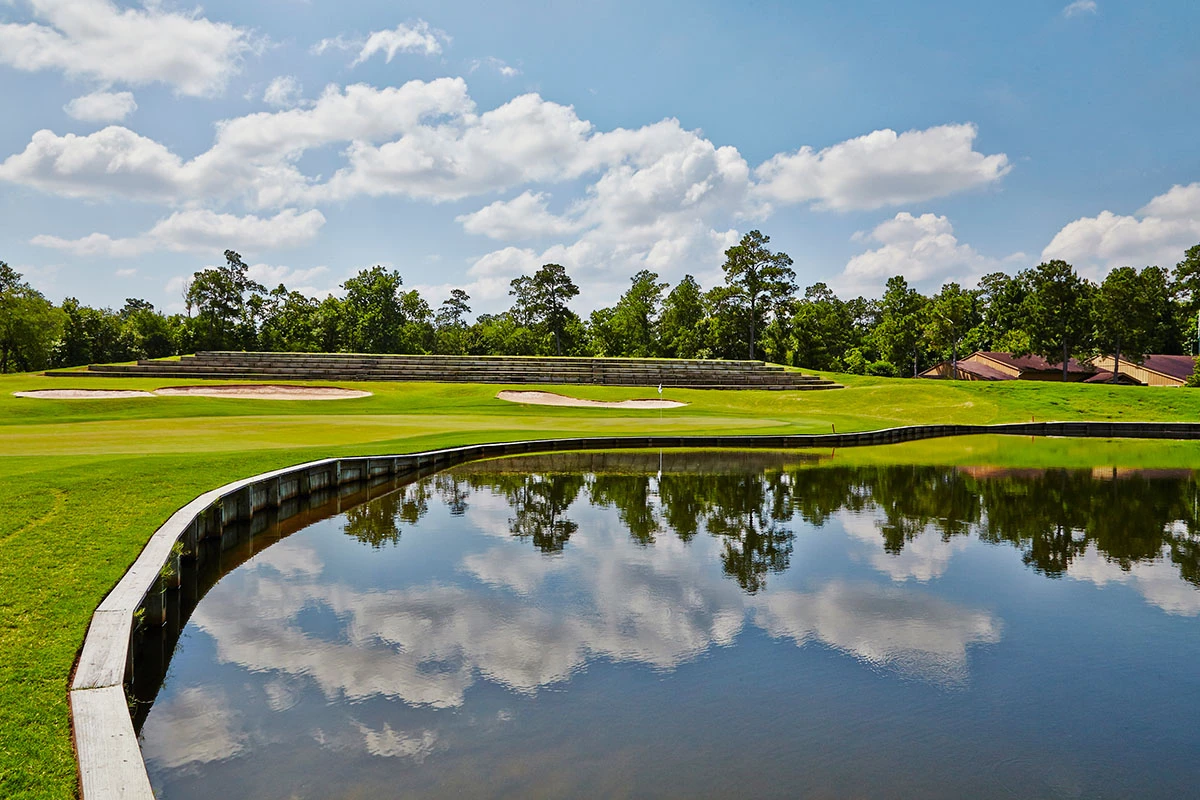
[16,385,371,400]
[154,385,372,400]
[497,390,686,409]
[14,389,154,399]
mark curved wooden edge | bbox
[70,421,1200,798]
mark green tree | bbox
[924,282,977,377]
[1171,243,1200,354]
[121,300,178,359]
[704,283,749,360]
[184,250,266,351]
[119,298,154,317]
[870,275,927,377]
[790,282,853,371]
[973,271,1029,354]
[437,289,471,327]
[52,298,135,367]
[530,263,580,355]
[468,312,539,356]
[506,275,539,328]
[313,295,345,352]
[659,275,706,358]
[339,266,406,353]
[1093,265,1168,381]
[258,285,322,352]
[719,230,796,359]
[1187,358,1200,388]
[435,289,471,355]
[607,270,668,357]
[1020,260,1093,381]
[0,262,65,372]
[396,289,435,353]
[587,305,621,356]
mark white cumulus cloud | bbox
[445,119,753,310]
[0,0,255,97]
[30,208,326,257]
[0,73,1025,297]
[0,125,187,201]
[262,76,303,108]
[754,123,1010,212]
[457,191,583,240]
[0,79,474,206]
[1041,182,1200,274]
[314,92,598,204]
[63,90,137,123]
[838,211,1013,295]
[351,21,448,66]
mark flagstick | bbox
[657,384,664,487]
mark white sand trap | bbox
[497,390,686,409]
[14,389,154,399]
[154,384,372,400]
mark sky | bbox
[0,0,1198,316]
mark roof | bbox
[1138,354,1196,381]
[976,351,1092,374]
[955,360,1012,380]
[1084,371,1142,385]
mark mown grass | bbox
[3,368,1200,798]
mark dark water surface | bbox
[137,450,1200,799]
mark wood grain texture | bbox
[71,686,155,799]
[72,610,131,691]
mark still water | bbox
[138,450,1200,799]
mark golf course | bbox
[5,369,1200,798]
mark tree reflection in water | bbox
[504,473,585,553]
[342,482,431,548]
[345,452,1200,592]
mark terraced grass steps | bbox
[47,351,843,390]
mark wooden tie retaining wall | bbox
[47,351,843,390]
[72,421,1200,798]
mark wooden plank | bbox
[71,686,155,799]
[96,492,219,615]
[72,610,131,690]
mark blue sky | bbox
[1,0,1197,315]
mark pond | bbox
[135,448,1200,799]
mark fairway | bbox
[4,370,1200,799]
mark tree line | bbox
[3,235,1199,376]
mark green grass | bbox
[4,368,1200,797]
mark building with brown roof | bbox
[1086,354,1196,387]
[918,351,1094,381]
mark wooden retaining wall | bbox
[71,421,1200,798]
